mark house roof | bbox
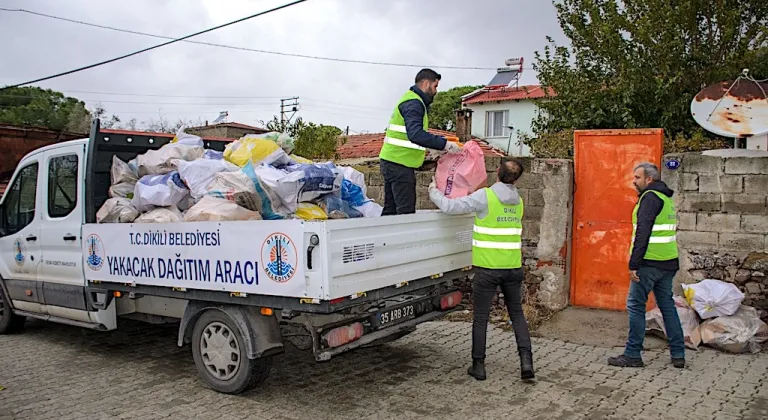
[189,122,269,132]
[462,84,556,105]
[337,128,506,159]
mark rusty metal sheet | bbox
[691,79,768,138]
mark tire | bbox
[0,285,25,334]
[191,310,272,394]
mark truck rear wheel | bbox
[0,286,25,334]
[191,310,272,394]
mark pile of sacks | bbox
[645,279,768,354]
[97,128,383,224]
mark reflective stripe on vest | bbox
[630,190,679,261]
[378,90,428,168]
[472,188,523,269]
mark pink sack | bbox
[435,140,488,198]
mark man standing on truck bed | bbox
[608,162,686,369]
[379,68,462,215]
[428,157,534,382]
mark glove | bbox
[443,140,462,154]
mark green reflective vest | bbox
[472,188,524,269]
[630,190,678,261]
[378,90,428,168]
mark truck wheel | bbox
[0,286,25,334]
[191,310,272,394]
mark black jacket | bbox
[396,85,447,151]
[629,180,679,271]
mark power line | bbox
[11,88,286,100]
[0,7,509,71]
[0,0,310,90]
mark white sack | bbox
[132,172,190,213]
[109,182,135,199]
[682,279,745,320]
[353,201,383,218]
[111,156,138,185]
[176,158,239,199]
[135,206,183,223]
[252,164,303,213]
[183,196,262,222]
[645,296,702,350]
[701,305,768,354]
[136,143,204,176]
[96,198,140,223]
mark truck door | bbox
[37,146,89,319]
[0,158,43,310]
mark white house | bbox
[461,84,554,157]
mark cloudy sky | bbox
[0,0,567,133]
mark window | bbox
[485,110,509,137]
[48,155,79,218]
[1,163,38,236]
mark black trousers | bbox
[472,267,532,360]
[380,159,416,215]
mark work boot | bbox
[671,358,685,369]
[519,350,535,381]
[607,354,644,368]
[467,359,486,381]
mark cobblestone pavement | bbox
[1,320,767,420]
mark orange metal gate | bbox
[570,129,664,311]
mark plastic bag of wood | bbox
[295,203,328,220]
[176,158,239,199]
[183,196,262,222]
[170,126,204,147]
[135,206,183,223]
[682,279,745,320]
[316,194,363,219]
[132,172,190,213]
[136,143,205,176]
[96,198,140,223]
[435,140,487,198]
[223,135,291,167]
[645,296,702,350]
[111,156,138,185]
[205,163,288,220]
[700,305,768,354]
[353,201,383,217]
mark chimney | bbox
[455,108,473,143]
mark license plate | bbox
[379,304,415,327]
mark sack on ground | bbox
[354,201,383,217]
[645,296,702,350]
[682,279,745,320]
[176,158,239,199]
[136,143,204,176]
[109,182,135,199]
[96,198,140,223]
[111,156,138,185]
[316,194,363,219]
[183,196,262,222]
[700,305,768,353]
[295,203,328,220]
[435,140,488,198]
[223,135,291,167]
[170,126,204,147]
[135,206,183,223]
[132,172,190,212]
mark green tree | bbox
[0,86,92,132]
[527,0,768,157]
[265,116,344,160]
[428,85,483,131]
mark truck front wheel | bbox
[0,285,25,334]
[191,310,272,394]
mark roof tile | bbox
[338,129,506,159]
[462,84,556,105]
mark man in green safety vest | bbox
[429,157,534,382]
[608,162,686,369]
[379,68,462,215]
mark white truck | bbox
[0,119,474,394]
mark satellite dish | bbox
[691,70,768,138]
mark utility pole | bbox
[280,97,299,128]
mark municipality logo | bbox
[13,238,25,266]
[261,232,297,283]
[85,234,104,271]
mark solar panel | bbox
[487,68,520,86]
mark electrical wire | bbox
[0,0,310,90]
[0,7,508,71]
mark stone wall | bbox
[360,157,574,312]
[662,153,768,311]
